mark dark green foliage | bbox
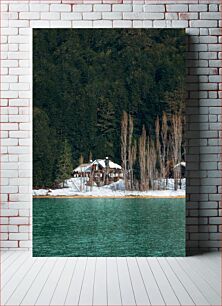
[33,107,57,187]
[56,139,73,186]
[33,29,186,188]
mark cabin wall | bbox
[1,0,221,254]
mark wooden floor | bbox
[1,251,221,306]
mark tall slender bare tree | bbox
[155,116,161,189]
[161,112,169,189]
[171,112,182,190]
[128,114,134,190]
[139,125,147,191]
[121,111,128,190]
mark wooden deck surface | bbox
[1,251,221,305]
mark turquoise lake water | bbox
[33,197,185,257]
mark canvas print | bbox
[33,29,186,257]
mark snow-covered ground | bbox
[33,178,186,197]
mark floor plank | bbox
[2,252,22,273]
[20,258,56,305]
[1,253,29,289]
[78,257,96,305]
[181,256,220,295]
[93,257,107,305]
[127,257,150,305]
[0,251,14,263]
[117,257,136,305]
[64,257,87,306]
[50,257,77,305]
[35,258,67,305]
[176,257,221,305]
[1,255,36,305]
[195,253,220,274]
[147,257,179,305]
[167,257,210,305]
[137,257,165,305]
[107,257,121,306]
[157,258,195,305]
[5,257,46,305]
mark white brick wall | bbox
[1,0,221,254]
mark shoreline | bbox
[33,195,186,199]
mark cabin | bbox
[72,158,123,186]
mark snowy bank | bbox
[33,178,185,198]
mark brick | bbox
[123,12,164,20]
[1,138,18,146]
[19,12,40,19]
[9,20,29,28]
[209,4,219,11]
[9,68,30,75]
[73,4,92,12]
[50,21,72,28]
[30,4,49,12]
[189,4,207,11]
[142,21,152,28]
[179,13,198,20]
[200,12,221,20]
[41,12,60,20]
[133,5,143,12]
[94,4,111,11]
[19,226,30,233]
[93,20,112,28]
[0,218,8,225]
[9,217,29,225]
[172,20,188,28]
[30,20,50,28]
[50,4,71,12]
[165,13,178,20]
[2,123,18,131]
[9,115,29,123]
[153,20,172,28]
[166,5,188,12]
[9,233,29,240]
[19,241,31,248]
[83,12,101,20]
[72,21,93,28]
[113,20,132,28]
[143,5,165,12]
[190,20,218,28]
[2,60,18,68]
[102,12,122,19]
[209,60,221,68]
[0,225,18,233]
[0,241,18,248]
[9,4,28,12]
[112,4,132,12]
[1,209,19,216]
[8,146,30,154]
[199,36,217,44]
[19,210,30,217]
[61,13,82,20]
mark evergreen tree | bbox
[33,107,57,187]
[56,139,73,187]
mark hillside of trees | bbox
[33,29,186,188]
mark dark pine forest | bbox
[33,29,186,188]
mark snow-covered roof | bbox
[73,159,122,173]
[93,159,122,170]
[73,163,92,173]
[174,162,186,168]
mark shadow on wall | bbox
[186,34,201,256]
